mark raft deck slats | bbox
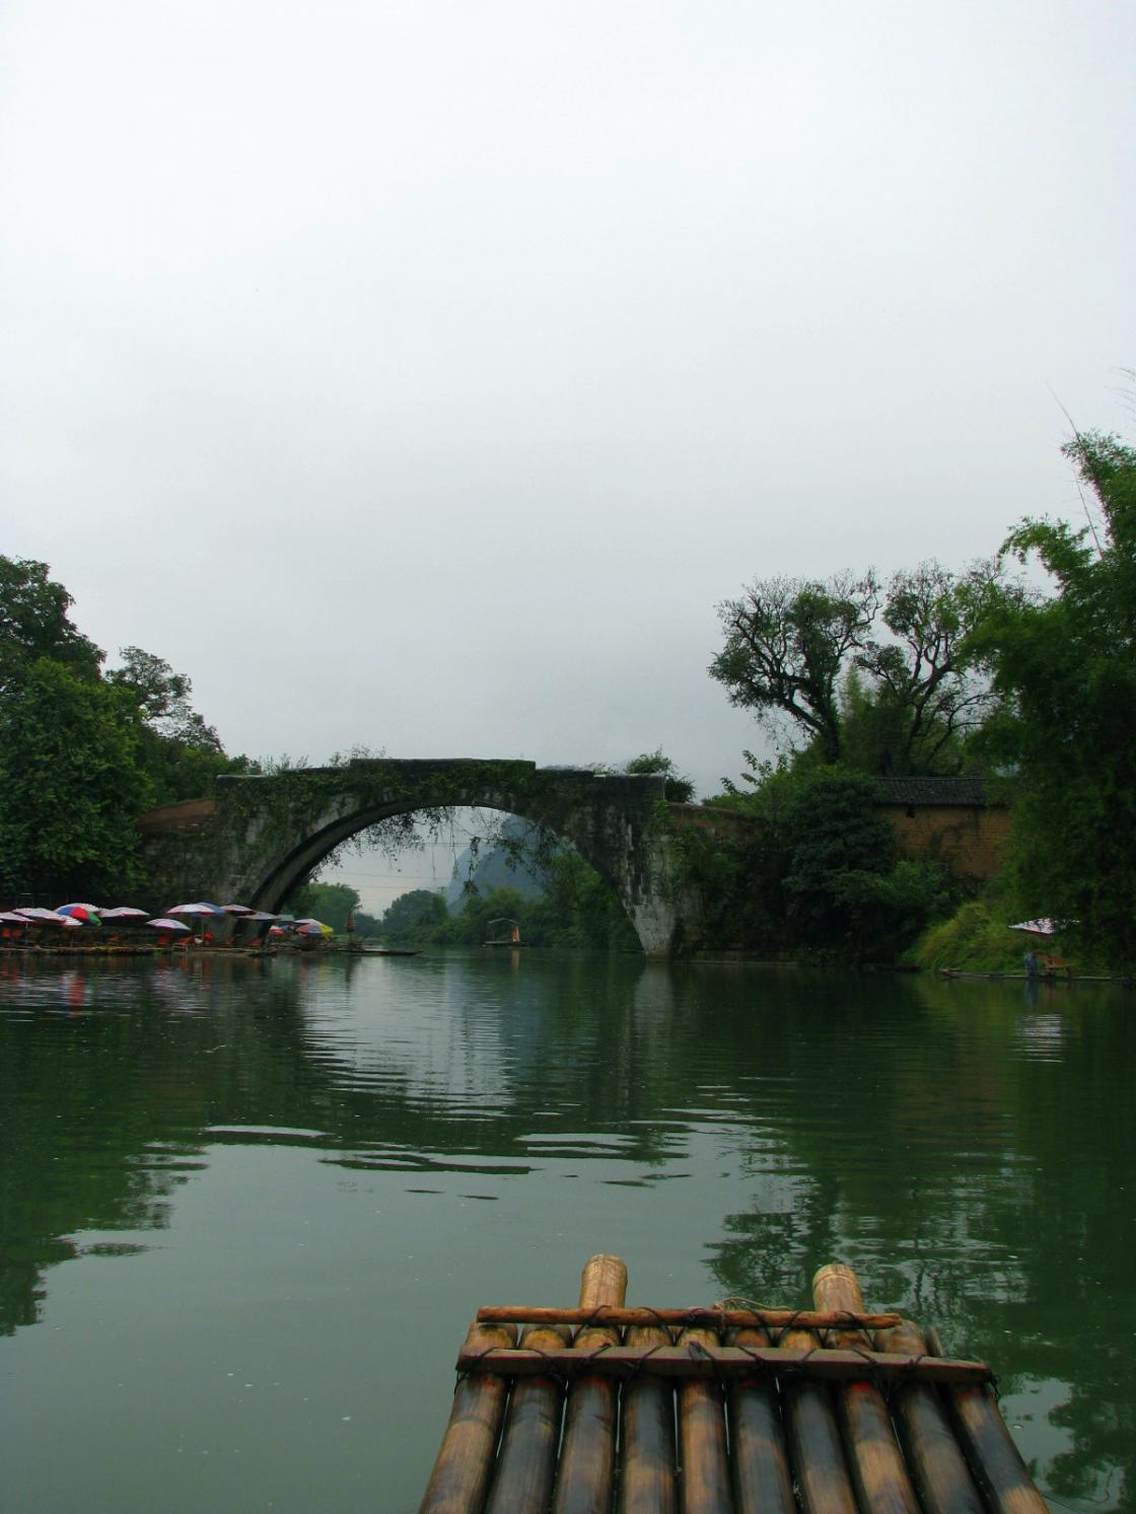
[813,1263,921,1514]
[677,1325,733,1513]
[726,1325,795,1514]
[551,1255,627,1514]
[483,1322,567,1514]
[618,1323,677,1514]
[418,1256,1047,1514]
[874,1321,985,1514]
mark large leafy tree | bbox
[710,571,879,763]
[971,430,1136,959]
[106,646,240,804]
[0,554,244,896]
[0,659,153,898]
[710,563,999,774]
[0,557,104,688]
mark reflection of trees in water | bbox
[703,971,1135,1508]
[1,957,1131,1503]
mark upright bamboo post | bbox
[551,1254,629,1514]
[929,1328,1050,1514]
[676,1325,733,1514]
[874,1319,984,1514]
[726,1324,795,1514]
[811,1263,921,1514]
[418,1321,518,1514]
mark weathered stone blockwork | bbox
[140,759,682,955]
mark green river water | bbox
[1,950,1133,1512]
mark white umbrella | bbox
[221,904,252,913]
[100,906,151,919]
[167,903,225,916]
[1009,919,1059,936]
[147,918,191,932]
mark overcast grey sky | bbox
[2,0,1133,873]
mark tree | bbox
[378,888,449,944]
[0,557,104,689]
[853,560,1003,774]
[970,429,1136,960]
[106,647,239,804]
[107,647,223,751]
[0,659,153,898]
[710,572,880,762]
[710,563,999,774]
[285,881,362,933]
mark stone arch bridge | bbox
[139,758,706,956]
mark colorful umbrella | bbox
[58,901,101,912]
[56,905,101,924]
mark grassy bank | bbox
[909,898,1110,976]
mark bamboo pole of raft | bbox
[677,1325,733,1514]
[550,1254,628,1514]
[928,1327,1051,1514]
[478,1306,902,1330]
[417,1321,518,1514]
[454,1345,992,1384]
[874,1319,985,1514]
[780,1306,859,1514]
[483,1319,571,1514]
[726,1324,795,1514]
[619,1321,677,1514]
[811,1263,921,1514]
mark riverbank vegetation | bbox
[4,420,1133,967]
[0,558,253,901]
[693,423,1136,971]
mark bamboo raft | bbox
[419,1254,1048,1514]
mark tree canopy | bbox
[710,562,1000,775]
[969,429,1136,958]
[0,555,247,900]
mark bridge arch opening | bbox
[257,801,645,953]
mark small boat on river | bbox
[484,916,523,947]
[418,1253,1049,1513]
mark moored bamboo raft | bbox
[419,1255,1048,1514]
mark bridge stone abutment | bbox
[139,759,689,956]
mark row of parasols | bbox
[0,901,334,938]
